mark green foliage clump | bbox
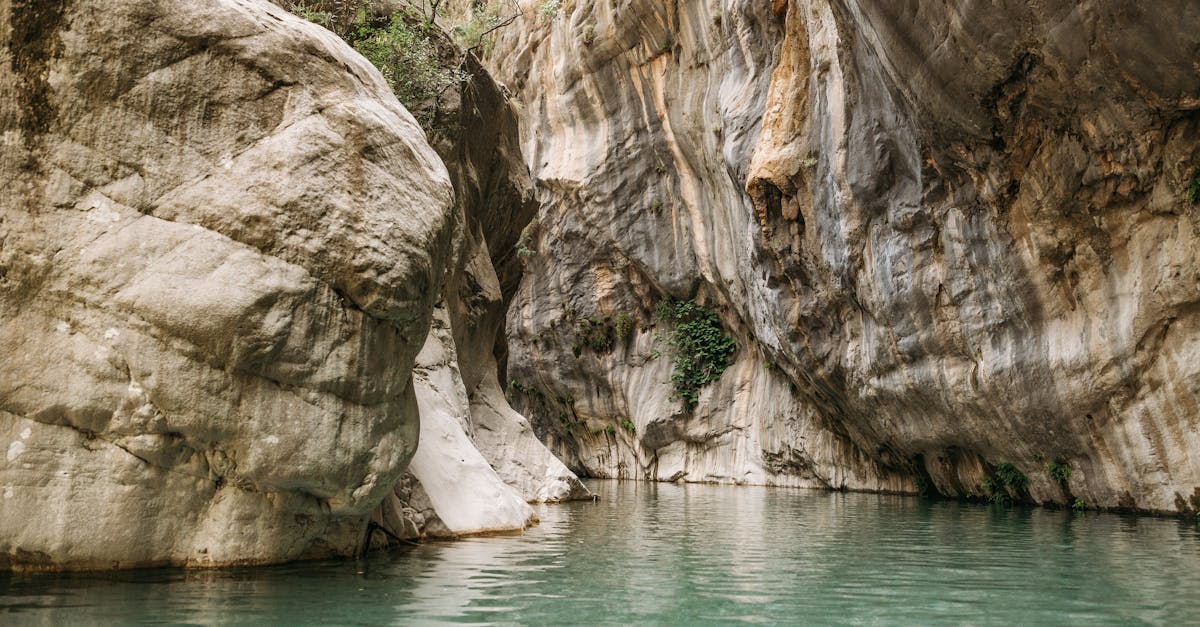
[453,4,504,55]
[510,379,536,395]
[982,462,1028,505]
[349,11,467,125]
[655,297,737,407]
[569,310,638,355]
[1072,498,1088,512]
[621,418,636,434]
[509,379,545,405]
[289,2,467,129]
[291,3,333,26]
[571,315,614,355]
[1187,168,1200,205]
[538,0,560,19]
[981,476,1011,505]
[994,463,1028,492]
[1046,459,1072,484]
[613,312,635,343]
[516,218,538,259]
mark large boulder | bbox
[0,0,456,569]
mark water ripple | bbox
[3,481,1200,624]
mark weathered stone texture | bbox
[489,0,1200,513]
[0,0,456,569]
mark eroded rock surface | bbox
[488,0,1200,513]
[0,0,456,569]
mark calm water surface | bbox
[4,480,1200,625]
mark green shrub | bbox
[509,378,545,404]
[510,379,535,395]
[1187,168,1200,205]
[981,476,1011,505]
[655,297,736,407]
[289,2,467,129]
[538,0,560,19]
[994,463,1028,492]
[453,5,503,55]
[621,418,636,434]
[571,315,614,355]
[350,11,467,124]
[614,312,635,342]
[1072,498,1087,512]
[291,3,333,26]
[515,218,539,259]
[981,463,1027,505]
[1046,459,1072,484]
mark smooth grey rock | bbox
[0,0,455,569]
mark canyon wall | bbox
[0,0,580,569]
[488,0,1200,514]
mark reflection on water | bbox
[4,480,1200,624]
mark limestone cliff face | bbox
[489,0,1200,513]
[372,53,589,542]
[0,0,458,569]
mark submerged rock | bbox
[487,0,1200,514]
[0,0,456,569]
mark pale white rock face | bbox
[488,0,1200,513]
[470,369,592,502]
[0,0,456,569]
[405,307,536,537]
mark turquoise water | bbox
[3,480,1200,625]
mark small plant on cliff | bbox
[538,0,560,20]
[655,297,737,408]
[351,11,468,125]
[994,463,1028,492]
[515,218,539,259]
[453,4,501,55]
[571,315,615,355]
[981,462,1028,505]
[621,418,636,434]
[1046,459,1072,484]
[1072,498,1088,512]
[1187,168,1200,205]
[613,311,635,343]
[291,3,333,26]
[289,2,467,128]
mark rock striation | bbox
[487,0,1200,514]
[0,0,460,569]
[358,27,590,542]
